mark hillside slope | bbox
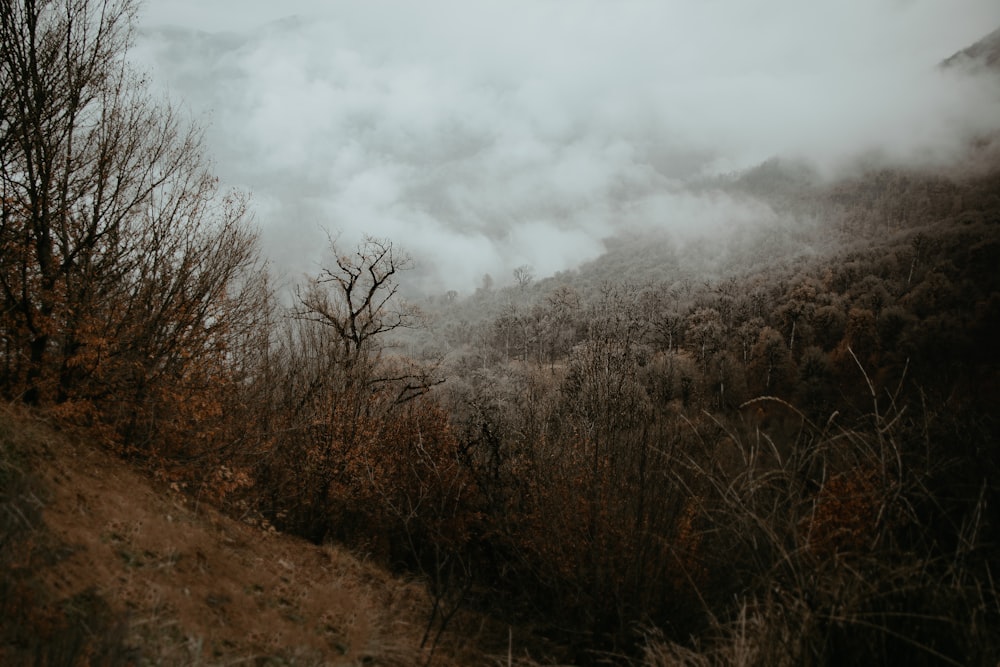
[941,25,1000,72]
[0,406,479,666]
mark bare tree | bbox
[295,236,418,369]
[513,264,534,290]
[0,0,263,440]
[293,235,441,407]
[256,237,443,542]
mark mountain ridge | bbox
[941,25,1000,71]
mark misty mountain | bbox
[941,25,1000,72]
[482,27,1000,300]
[129,7,1000,294]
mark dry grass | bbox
[0,403,492,666]
[639,361,1000,666]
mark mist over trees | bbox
[2,1,1000,665]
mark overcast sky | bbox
[134,0,1000,292]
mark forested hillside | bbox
[3,1,1000,665]
[406,155,1000,663]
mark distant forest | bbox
[2,1,999,664]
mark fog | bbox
[134,0,1000,292]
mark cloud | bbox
[134,0,1000,291]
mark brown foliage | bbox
[805,468,885,558]
[0,0,266,469]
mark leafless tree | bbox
[293,235,442,407]
[0,0,263,434]
[295,236,419,369]
[513,263,534,289]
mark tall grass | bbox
[642,358,1000,666]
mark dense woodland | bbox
[3,1,1000,664]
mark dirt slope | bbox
[0,407,481,666]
